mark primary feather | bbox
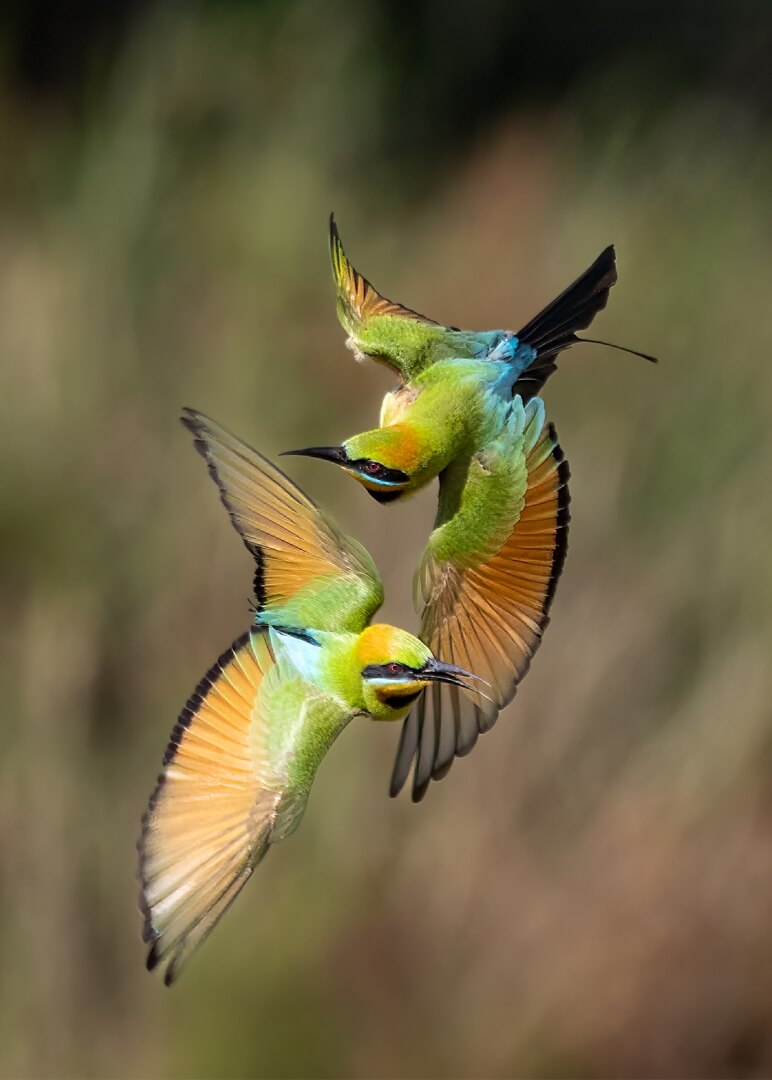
[390,397,570,801]
[181,409,384,633]
[140,627,357,984]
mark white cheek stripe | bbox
[366,677,426,689]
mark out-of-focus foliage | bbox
[1,4,772,1078]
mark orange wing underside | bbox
[330,216,436,327]
[209,447,344,604]
[182,412,361,618]
[393,422,570,801]
[139,630,280,984]
[430,424,569,701]
[182,409,385,633]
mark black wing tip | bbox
[398,429,570,801]
[543,441,571,613]
[180,405,204,431]
[455,728,480,758]
[411,686,440,797]
[548,422,565,462]
[144,941,177,986]
[389,708,420,798]
[137,862,158,950]
[431,759,454,782]
[146,942,161,971]
[179,407,284,589]
[329,213,345,269]
[411,779,430,803]
[181,408,235,470]
[136,629,264,980]
[389,763,410,797]
[158,629,256,770]
[180,407,214,463]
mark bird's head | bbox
[283,426,419,503]
[354,624,481,721]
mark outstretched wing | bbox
[140,630,287,985]
[182,409,384,634]
[330,214,448,381]
[390,398,570,801]
[139,628,353,984]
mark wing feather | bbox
[182,410,384,634]
[391,402,570,800]
[140,627,356,982]
[330,214,437,333]
[329,215,448,380]
[139,630,284,984]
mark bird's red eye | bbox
[388,663,401,674]
[364,461,382,475]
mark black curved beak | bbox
[281,445,349,465]
[420,658,489,690]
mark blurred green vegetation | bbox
[1,3,772,1078]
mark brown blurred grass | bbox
[1,9,772,1079]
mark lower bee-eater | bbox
[138,410,483,984]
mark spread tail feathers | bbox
[513,246,656,400]
[516,245,618,356]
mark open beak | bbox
[281,446,348,465]
[421,658,489,690]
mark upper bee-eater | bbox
[288,216,654,506]
[285,218,654,799]
[333,213,654,394]
[138,410,483,984]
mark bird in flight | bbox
[138,410,484,984]
[285,217,655,798]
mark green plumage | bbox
[287,219,618,799]
[139,411,480,982]
[329,213,500,381]
[258,652,355,793]
[428,403,532,571]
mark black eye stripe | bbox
[351,460,410,484]
[362,662,416,679]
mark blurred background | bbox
[2,1,772,1076]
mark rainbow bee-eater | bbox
[285,219,654,800]
[291,392,571,802]
[288,216,654,505]
[327,213,655,402]
[138,410,483,984]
